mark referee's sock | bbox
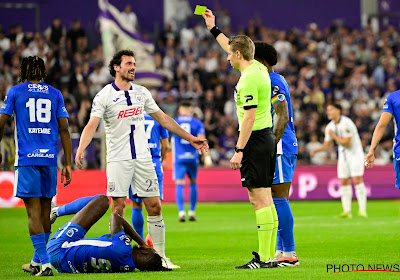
[175,184,185,213]
[255,206,274,262]
[58,195,103,216]
[270,204,279,259]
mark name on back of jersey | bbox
[29,127,51,134]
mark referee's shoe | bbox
[234,252,277,269]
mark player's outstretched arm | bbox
[150,110,209,155]
[0,113,11,164]
[110,213,147,246]
[310,141,333,157]
[202,9,229,53]
[58,117,72,186]
[365,112,392,168]
[75,116,101,169]
[273,101,289,143]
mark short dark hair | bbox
[179,100,193,108]
[329,103,342,113]
[108,49,135,77]
[18,56,47,83]
[132,246,165,271]
[254,41,278,67]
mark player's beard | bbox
[122,70,135,82]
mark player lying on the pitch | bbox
[23,195,169,274]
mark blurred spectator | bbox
[121,4,138,32]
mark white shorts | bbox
[106,157,159,198]
[337,155,364,179]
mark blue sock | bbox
[176,184,185,212]
[276,228,283,251]
[273,197,295,252]
[131,208,144,240]
[58,195,103,216]
[32,231,51,263]
[30,233,49,265]
[189,183,197,211]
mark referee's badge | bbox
[108,182,115,192]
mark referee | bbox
[202,9,277,269]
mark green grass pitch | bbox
[0,200,399,279]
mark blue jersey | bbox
[270,72,298,155]
[171,115,204,164]
[144,114,168,158]
[60,232,135,273]
[0,82,68,166]
[383,90,400,156]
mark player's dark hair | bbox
[329,103,342,113]
[18,56,46,83]
[179,100,193,108]
[132,246,166,271]
[254,41,278,67]
[108,49,135,77]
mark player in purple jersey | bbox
[254,42,299,267]
[0,56,72,276]
[47,195,168,273]
[366,90,400,191]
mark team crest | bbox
[108,182,115,192]
[135,94,143,103]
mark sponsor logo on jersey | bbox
[148,143,157,148]
[27,149,54,158]
[112,98,120,102]
[117,106,143,119]
[66,228,79,237]
[1,104,6,110]
[28,84,49,93]
[28,127,51,134]
[273,86,280,95]
[244,95,253,103]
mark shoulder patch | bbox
[272,86,280,95]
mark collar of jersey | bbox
[112,82,133,91]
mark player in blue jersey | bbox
[47,195,168,273]
[171,101,212,222]
[0,56,72,276]
[254,42,299,267]
[366,90,400,190]
[129,113,169,246]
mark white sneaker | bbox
[162,257,181,269]
[50,206,59,224]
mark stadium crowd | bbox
[0,11,397,168]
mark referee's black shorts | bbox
[240,128,277,188]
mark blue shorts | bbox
[272,154,297,185]
[14,166,57,198]
[173,161,198,181]
[129,157,164,201]
[394,157,400,189]
[47,222,87,273]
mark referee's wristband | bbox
[210,26,222,39]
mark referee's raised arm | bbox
[202,9,229,53]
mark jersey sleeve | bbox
[238,74,259,110]
[90,92,106,118]
[324,123,332,142]
[382,94,394,115]
[159,125,169,139]
[341,120,354,138]
[56,90,69,119]
[0,87,15,116]
[270,79,287,108]
[143,88,160,114]
[111,232,133,256]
